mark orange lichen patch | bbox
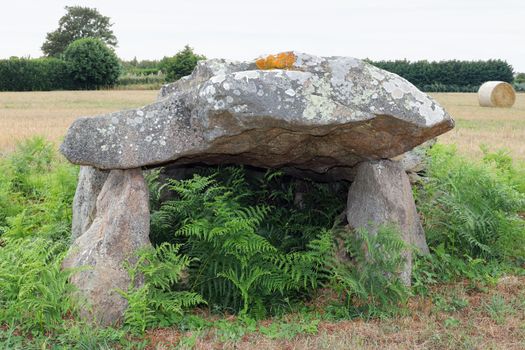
[255,52,296,70]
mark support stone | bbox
[346,159,429,285]
[63,168,151,326]
[71,166,109,241]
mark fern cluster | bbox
[0,137,78,332]
[329,226,411,317]
[148,167,340,317]
[416,144,525,263]
[139,165,413,325]
[1,136,523,342]
[120,243,205,333]
[0,237,75,331]
[412,144,525,294]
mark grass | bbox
[144,277,525,349]
[0,91,524,161]
[1,280,523,349]
[0,90,157,154]
[433,93,525,160]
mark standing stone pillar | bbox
[63,168,151,326]
[346,159,429,285]
[71,166,109,241]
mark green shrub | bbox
[514,82,525,92]
[160,45,205,82]
[329,226,411,318]
[412,144,525,293]
[121,67,161,76]
[369,59,514,92]
[120,58,161,72]
[1,137,77,241]
[64,38,120,89]
[116,72,166,90]
[0,237,75,331]
[0,57,73,91]
[515,73,525,84]
[121,243,205,334]
[0,137,78,332]
[416,144,525,263]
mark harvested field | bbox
[434,92,525,160]
[0,91,524,161]
[0,90,156,154]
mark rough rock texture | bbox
[393,139,436,183]
[60,52,454,179]
[346,160,429,285]
[62,168,150,326]
[71,166,109,240]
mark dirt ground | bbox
[145,276,525,350]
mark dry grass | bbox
[433,92,525,160]
[146,276,525,350]
[0,91,524,161]
[0,90,157,155]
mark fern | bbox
[328,226,411,318]
[1,136,523,341]
[122,243,205,333]
[0,237,76,331]
[0,137,78,332]
[149,167,342,316]
[417,144,525,262]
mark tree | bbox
[160,46,206,82]
[64,38,120,89]
[42,6,117,57]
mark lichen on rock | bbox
[61,52,454,180]
[255,52,296,70]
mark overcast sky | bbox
[2,0,524,71]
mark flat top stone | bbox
[60,52,454,175]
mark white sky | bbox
[1,0,524,71]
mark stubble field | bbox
[433,93,525,160]
[0,91,523,161]
[0,90,157,154]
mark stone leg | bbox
[71,166,109,241]
[63,168,151,326]
[346,160,429,286]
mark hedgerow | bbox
[369,59,514,92]
[63,38,121,89]
[0,57,74,91]
[0,39,120,91]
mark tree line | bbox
[369,59,515,92]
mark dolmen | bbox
[60,52,454,325]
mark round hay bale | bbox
[478,81,516,107]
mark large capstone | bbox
[60,52,454,179]
[62,168,150,326]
